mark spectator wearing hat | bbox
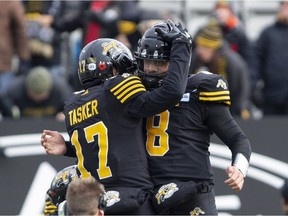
[189,23,251,119]
[281,179,288,215]
[210,0,253,69]
[0,66,73,119]
[252,0,288,115]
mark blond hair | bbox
[66,176,105,215]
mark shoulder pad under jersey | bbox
[188,71,231,105]
[108,74,146,103]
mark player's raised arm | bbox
[125,20,192,117]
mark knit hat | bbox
[214,0,232,10]
[195,24,223,49]
[25,66,53,95]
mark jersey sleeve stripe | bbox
[110,76,146,103]
[110,76,142,93]
[199,96,230,101]
[112,79,142,95]
[199,91,230,104]
[116,83,144,99]
[199,90,230,96]
[120,87,146,103]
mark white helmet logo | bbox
[88,63,97,71]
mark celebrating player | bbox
[134,25,252,215]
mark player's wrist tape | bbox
[233,153,249,177]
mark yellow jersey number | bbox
[71,122,112,179]
[146,110,170,156]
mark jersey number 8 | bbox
[146,110,170,156]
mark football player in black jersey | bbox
[135,29,252,215]
[41,20,192,215]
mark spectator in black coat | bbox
[252,0,288,115]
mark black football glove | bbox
[155,19,192,44]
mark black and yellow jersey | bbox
[64,75,150,189]
[145,71,251,187]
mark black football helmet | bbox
[78,38,136,88]
[134,22,172,90]
[47,165,80,206]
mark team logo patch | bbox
[190,207,205,216]
[53,168,78,188]
[87,63,96,71]
[216,79,227,89]
[104,190,121,207]
[102,41,120,55]
[155,183,179,204]
[181,92,190,102]
[121,73,131,78]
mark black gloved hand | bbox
[155,19,192,44]
[112,52,137,75]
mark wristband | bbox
[233,153,249,177]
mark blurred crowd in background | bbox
[0,0,288,121]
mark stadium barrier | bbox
[0,117,287,215]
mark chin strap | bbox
[233,153,249,177]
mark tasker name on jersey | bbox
[68,99,99,126]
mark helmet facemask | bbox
[134,23,171,90]
[137,59,168,90]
